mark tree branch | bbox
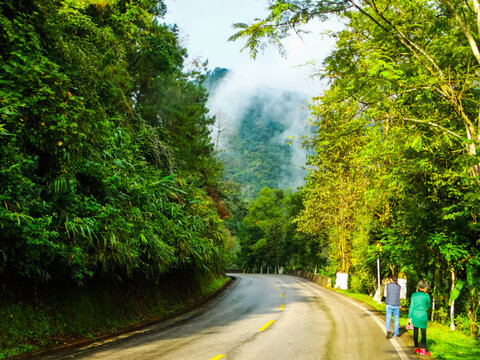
[392,116,464,141]
[443,0,480,66]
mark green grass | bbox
[200,275,229,294]
[427,323,480,360]
[333,289,480,360]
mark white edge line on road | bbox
[301,280,410,360]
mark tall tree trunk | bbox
[450,269,456,331]
[465,125,480,177]
[431,264,440,322]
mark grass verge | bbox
[333,289,480,360]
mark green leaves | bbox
[449,280,465,306]
[0,0,229,286]
[237,187,317,272]
[230,1,480,302]
[230,0,350,58]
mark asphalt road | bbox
[43,274,415,360]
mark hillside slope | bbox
[206,67,311,199]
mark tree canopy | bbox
[0,0,231,286]
[232,0,480,336]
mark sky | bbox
[163,0,342,97]
[162,0,343,189]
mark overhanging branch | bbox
[391,117,464,141]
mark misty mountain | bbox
[203,67,230,92]
[205,67,311,199]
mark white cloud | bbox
[163,0,342,190]
[206,69,312,189]
[163,0,342,97]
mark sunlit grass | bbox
[333,289,480,360]
[427,322,480,360]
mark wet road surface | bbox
[42,274,415,360]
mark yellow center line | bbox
[258,320,275,331]
[210,355,225,360]
[280,293,284,298]
[280,304,284,310]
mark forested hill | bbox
[205,67,310,199]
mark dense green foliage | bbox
[204,68,314,270]
[236,187,322,273]
[3,0,480,356]
[0,0,231,288]
[232,0,480,337]
[222,96,293,196]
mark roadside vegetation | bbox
[232,0,480,345]
[334,288,480,360]
[2,0,480,358]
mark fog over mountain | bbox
[205,67,312,198]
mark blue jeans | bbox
[386,305,400,335]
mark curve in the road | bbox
[42,274,415,360]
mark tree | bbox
[243,187,286,272]
[231,0,480,175]
[232,0,480,328]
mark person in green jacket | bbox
[408,280,432,356]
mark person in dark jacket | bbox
[385,274,401,339]
[408,280,432,356]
